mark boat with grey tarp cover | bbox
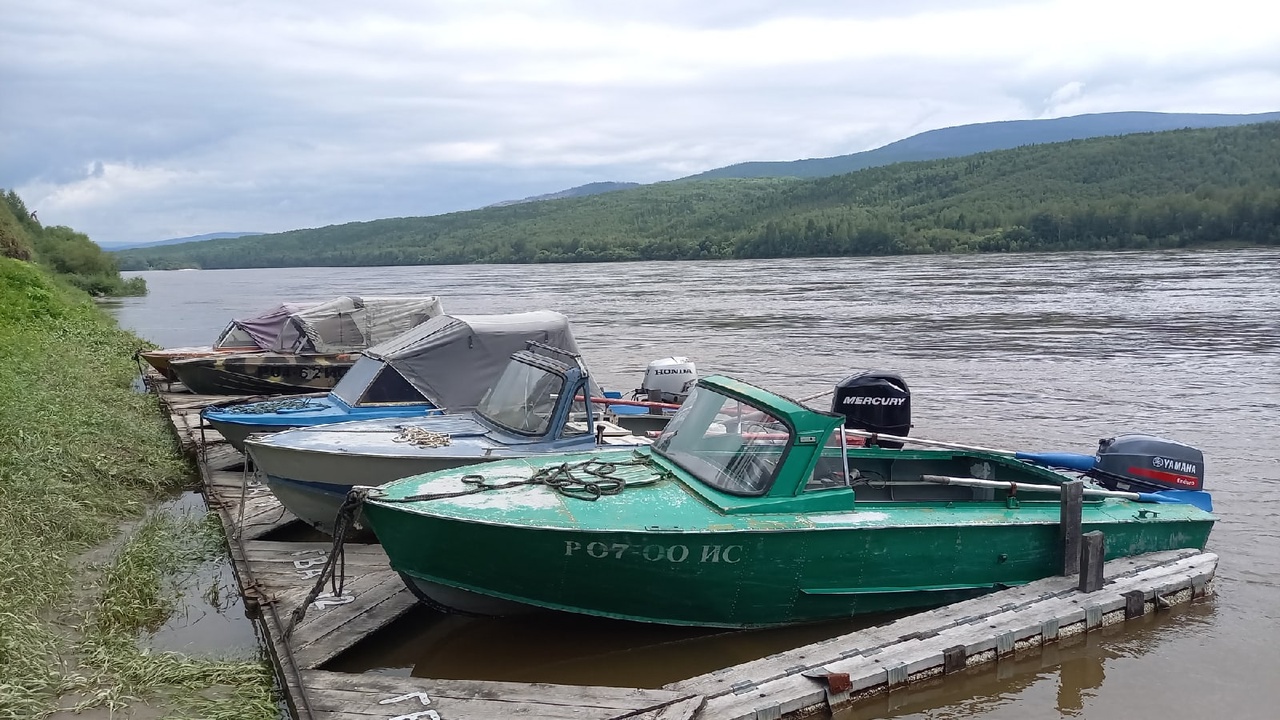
[245,342,647,537]
[203,310,586,450]
[170,295,443,395]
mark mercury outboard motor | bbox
[1090,434,1205,493]
[832,371,911,448]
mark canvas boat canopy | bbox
[213,302,318,350]
[339,310,589,411]
[273,296,444,354]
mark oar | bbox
[839,428,1097,471]
[920,475,1213,512]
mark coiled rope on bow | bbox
[393,427,452,447]
[220,397,318,414]
[390,455,670,503]
[285,453,670,632]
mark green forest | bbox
[116,122,1280,270]
[1,191,146,296]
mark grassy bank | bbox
[0,258,276,719]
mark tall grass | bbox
[0,258,275,718]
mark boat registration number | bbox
[564,541,743,564]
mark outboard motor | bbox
[1090,434,1205,493]
[832,371,911,448]
[638,357,697,404]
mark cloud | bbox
[1,0,1277,244]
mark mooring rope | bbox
[284,487,366,637]
[393,426,452,447]
[218,396,317,414]
[285,453,670,633]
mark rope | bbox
[389,455,669,503]
[285,487,366,637]
[218,397,317,414]
[285,453,670,631]
[393,427,452,447]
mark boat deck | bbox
[151,373,1218,720]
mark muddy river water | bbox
[111,248,1280,718]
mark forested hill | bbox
[115,122,1280,270]
[683,111,1280,180]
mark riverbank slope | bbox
[0,258,275,719]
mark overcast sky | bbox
[3,1,1277,245]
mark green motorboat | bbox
[362,375,1216,628]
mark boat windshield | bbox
[331,357,382,405]
[652,386,791,496]
[475,358,566,436]
[332,357,428,406]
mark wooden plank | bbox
[307,688,606,719]
[293,588,417,669]
[243,541,389,567]
[632,695,706,720]
[301,670,697,711]
[290,574,415,669]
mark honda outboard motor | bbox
[832,371,911,448]
[1090,434,1205,493]
[638,357,697,404]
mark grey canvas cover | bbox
[214,302,318,349]
[363,311,589,411]
[274,296,445,354]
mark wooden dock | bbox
[151,377,1217,720]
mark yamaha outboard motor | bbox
[832,371,911,448]
[1090,434,1205,493]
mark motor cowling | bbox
[832,371,911,448]
[639,357,697,404]
[1091,434,1205,492]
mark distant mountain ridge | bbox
[681,111,1280,180]
[488,182,641,207]
[113,121,1280,271]
[102,231,262,250]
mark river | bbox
[109,248,1280,718]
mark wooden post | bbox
[1078,531,1105,592]
[1124,590,1146,619]
[1060,480,1084,576]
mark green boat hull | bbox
[363,481,1212,628]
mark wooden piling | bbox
[1079,531,1106,592]
[1060,480,1084,576]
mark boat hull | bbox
[254,444,496,537]
[364,503,1215,628]
[203,397,438,452]
[139,346,233,381]
[172,353,355,395]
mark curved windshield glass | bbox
[476,359,566,436]
[652,386,791,495]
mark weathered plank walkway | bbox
[148,373,1217,720]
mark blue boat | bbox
[203,311,586,451]
[244,342,647,536]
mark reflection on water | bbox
[330,605,901,688]
[109,248,1280,718]
[138,492,262,659]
